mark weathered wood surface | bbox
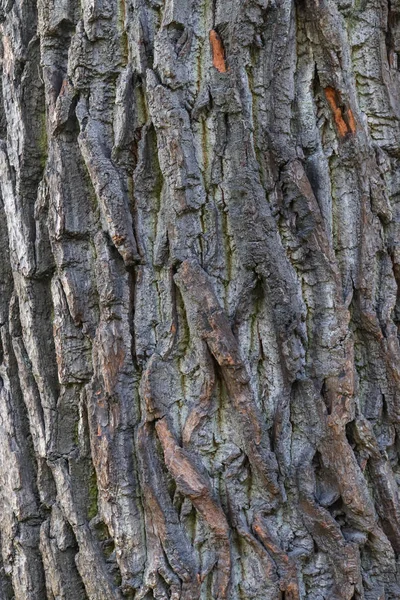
[1,0,400,598]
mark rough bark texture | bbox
[1,0,400,598]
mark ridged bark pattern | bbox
[1,0,400,598]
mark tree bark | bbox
[1,0,400,598]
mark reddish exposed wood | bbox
[324,87,356,137]
[210,30,227,73]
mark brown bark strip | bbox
[297,462,360,600]
[319,428,375,528]
[253,514,300,600]
[224,451,281,589]
[156,417,231,599]
[228,509,277,581]
[156,418,229,540]
[141,354,231,597]
[174,260,280,499]
[137,422,201,598]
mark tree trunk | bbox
[1,0,400,598]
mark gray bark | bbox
[1,0,400,598]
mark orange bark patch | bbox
[346,107,356,134]
[324,88,347,137]
[209,30,227,73]
[324,87,356,137]
[112,234,126,246]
